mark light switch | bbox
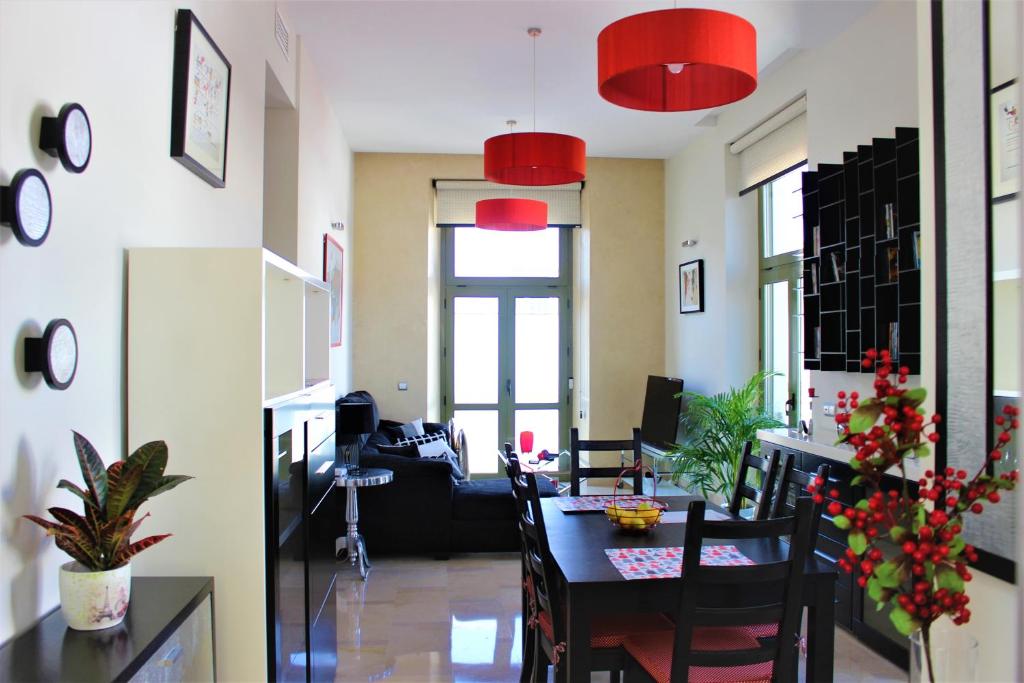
[397,382,408,391]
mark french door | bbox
[443,287,571,477]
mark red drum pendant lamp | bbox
[597,8,757,112]
[482,27,586,187]
[475,198,548,232]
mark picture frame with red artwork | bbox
[323,234,343,348]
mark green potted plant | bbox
[667,371,784,502]
[24,432,191,630]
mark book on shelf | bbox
[886,247,899,283]
[830,252,843,282]
[810,262,818,293]
[815,326,821,358]
[884,203,895,239]
[813,226,821,256]
[912,230,921,269]
[888,322,899,359]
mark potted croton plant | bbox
[807,349,1018,682]
[24,432,191,631]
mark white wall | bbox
[0,0,353,656]
[665,0,919,403]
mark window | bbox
[759,164,808,426]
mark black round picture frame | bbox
[25,319,78,390]
[0,168,52,247]
[39,103,92,173]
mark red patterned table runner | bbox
[552,495,652,513]
[604,545,754,580]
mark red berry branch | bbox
[804,349,1018,682]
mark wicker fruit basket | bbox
[604,462,667,533]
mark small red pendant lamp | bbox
[483,28,586,187]
[475,198,548,232]
[597,8,757,112]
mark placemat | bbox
[604,545,754,580]
[552,494,651,513]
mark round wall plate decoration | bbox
[39,103,92,173]
[25,319,78,390]
[0,169,53,246]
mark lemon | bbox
[636,502,653,511]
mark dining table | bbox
[537,494,838,683]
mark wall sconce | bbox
[681,239,698,247]
[331,221,345,231]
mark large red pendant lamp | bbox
[597,8,757,112]
[475,198,548,232]
[483,28,586,186]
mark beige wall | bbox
[583,158,666,439]
[352,153,665,441]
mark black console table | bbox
[0,576,215,682]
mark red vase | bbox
[520,431,534,455]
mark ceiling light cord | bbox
[528,27,541,132]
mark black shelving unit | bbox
[803,127,921,374]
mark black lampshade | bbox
[337,402,375,435]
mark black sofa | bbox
[337,391,557,555]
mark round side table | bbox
[335,467,393,580]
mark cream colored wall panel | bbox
[128,248,265,683]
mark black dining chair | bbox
[501,444,535,683]
[569,427,643,497]
[728,442,782,520]
[621,497,815,683]
[770,454,832,551]
[510,468,673,683]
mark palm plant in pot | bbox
[667,371,784,503]
[24,432,191,630]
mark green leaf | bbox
[889,526,907,543]
[57,479,100,510]
[904,387,927,405]
[849,403,883,434]
[913,505,926,532]
[106,463,143,519]
[867,576,886,604]
[47,507,97,545]
[936,564,964,592]
[851,475,866,485]
[142,474,193,502]
[889,606,919,636]
[855,499,870,511]
[72,432,108,511]
[832,514,851,530]
[947,535,965,558]
[848,529,868,555]
[125,441,169,510]
[874,559,901,588]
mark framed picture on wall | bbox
[323,234,344,348]
[678,259,705,314]
[990,79,1019,200]
[170,10,232,188]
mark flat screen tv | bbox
[641,375,684,448]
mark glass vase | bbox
[909,628,978,682]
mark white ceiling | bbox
[283,0,875,159]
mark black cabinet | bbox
[265,385,337,683]
[775,445,911,670]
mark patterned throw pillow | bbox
[417,438,465,481]
[394,432,446,448]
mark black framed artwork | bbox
[678,259,705,314]
[989,79,1019,201]
[170,10,231,188]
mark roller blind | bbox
[435,180,582,227]
[732,97,808,195]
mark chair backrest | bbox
[670,497,815,682]
[569,427,643,496]
[728,442,782,520]
[509,469,564,642]
[770,453,832,552]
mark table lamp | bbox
[337,401,375,476]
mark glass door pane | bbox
[764,281,791,423]
[514,297,560,404]
[453,297,499,404]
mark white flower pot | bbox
[58,561,131,630]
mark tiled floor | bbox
[335,553,904,682]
